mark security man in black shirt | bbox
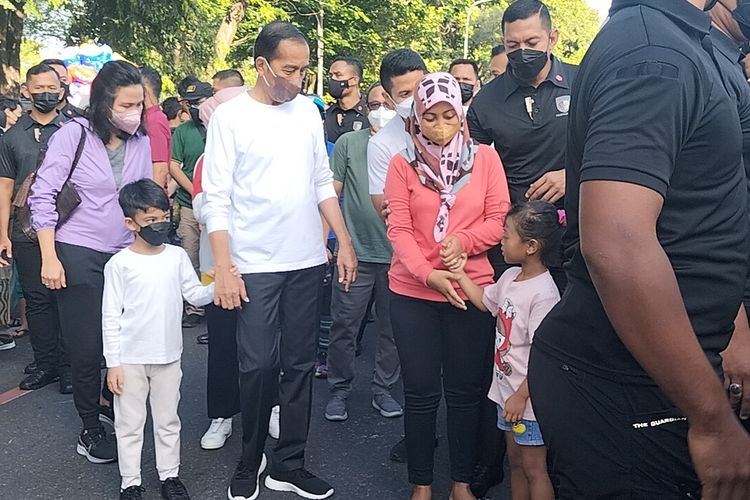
[324,56,368,143]
[529,1,750,498]
[707,0,750,433]
[0,63,70,394]
[41,58,84,121]
[467,0,577,290]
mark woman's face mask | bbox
[419,101,461,146]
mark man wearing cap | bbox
[171,77,213,326]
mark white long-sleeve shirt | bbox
[102,245,215,367]
[201,92,337,273]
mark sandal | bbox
[11,327,28,338]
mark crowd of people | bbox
[4,0,750,499]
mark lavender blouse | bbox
[29,118,152,254]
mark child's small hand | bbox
[503,392,528,424]
[439,235,464,269]
[107,366,125,396]
[446,253,468,274]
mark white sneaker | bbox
[201,418,232,450]
[268,405,280,439]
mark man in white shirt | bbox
[367,48,427,212]
[202,21,356,500]
[365,48,427,465]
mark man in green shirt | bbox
[324,82,402,422]
[170,78,212,327]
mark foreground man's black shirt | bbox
[533,0,749,382]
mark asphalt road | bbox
[0,322,510,500]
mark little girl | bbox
[449,200,562,500]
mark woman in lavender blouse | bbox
[29,60,152,464]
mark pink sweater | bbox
[385,144,510,302]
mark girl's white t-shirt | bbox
[483,267,560,421]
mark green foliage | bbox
[18,0,600,95]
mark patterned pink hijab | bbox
[405,72,477,242]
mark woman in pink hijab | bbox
[384,72,510,500]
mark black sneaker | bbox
[265,468,333,499]
[77,427,117,464]
[24,361,38,374]
[0,334,15,350]
[120,485,145,500]
[469,463,504,498]
[19,369,59,390]
[59,370,73,394]
[161,477,190,499]
[228,454,267,500]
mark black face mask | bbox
[508,49,549,84]
[189,104,202,124]
[60,82,70,102]
[734,1,750,39]
[138,221,171,246]
[30,92,60,114]
[328,78,349,99]
[459,83,475,104]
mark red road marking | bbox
[0,387,31,406]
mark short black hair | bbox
[502,0,552,32]
[379,49,427,95]
[88,60,147,144]
[366,81,383,100]
[491,44,506,57]
[161,96,182,120]
[25,63,60,83]
[449,59,480,79]
[331,56,364,80]
[213,69,245,85]
[119,179,170,219]
[506,200,564,267]
[139,66,162,100]
[40,58,66,68]
[254,21,308,63]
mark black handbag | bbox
[12,121,86,242]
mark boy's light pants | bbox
[114,360,182,489]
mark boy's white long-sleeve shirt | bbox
[102,245,215,367]
[201,92,336,274]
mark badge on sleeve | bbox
[556,95,571,115]
[353,121,363,131]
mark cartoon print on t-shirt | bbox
[495,298,516,379]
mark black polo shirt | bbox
[60,102,84,122]
[710,28,750,312]
[534,0,749,382]
[324,95,368,143]
[0,112,65,241]
[467,55,577,205]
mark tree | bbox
[0,1,24,94]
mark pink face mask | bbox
[111,109,141,136]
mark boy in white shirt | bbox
[102,179,215,500]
